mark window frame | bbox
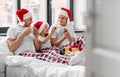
[47,0,73,26]
[0,0,18,35]
[0,0,74,35]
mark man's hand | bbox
[22,27,31,36]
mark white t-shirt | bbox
[38,35,52,49]
[50,23,76,47]
[7,26,35,55]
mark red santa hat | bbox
[57,7,72,21]
[16,8,32,26]
[34,21,49,34]
[57,7,74,25]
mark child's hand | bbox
[49,27,56,34]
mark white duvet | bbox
[5,56,85,77]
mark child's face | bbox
[41,25,49,35]
[57,14,67,26]
[24,16,33,27]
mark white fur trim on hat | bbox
[23,12,32,20]
[38,22,49,34]
[57,10,68,18]
[18,22,25,26]
[68,21,74,26]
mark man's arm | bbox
[7,27,31,52]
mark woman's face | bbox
[57,14,67,26]
[41,25,49,35]
[24,16,33,27]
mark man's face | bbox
[24,16,33,27]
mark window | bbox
[49,0,87,31]
[21,0,47,23]
[50,0,70,24]
[0,0,16,27]
[74,0,87,31]
[0,0,87,34]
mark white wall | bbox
[94,0,120,51]
[86,0,120,77]
[89,48,120,77]
[86,0,120,52]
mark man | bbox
[7,8,39,55]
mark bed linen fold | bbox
[5,56,85,77]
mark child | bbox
[19,21,84,65]
[7,8,39,55]
[50,7,85,54]
[33,21,56,50]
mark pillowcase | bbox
[0,37,13,56]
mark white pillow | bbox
[5,56,35,66]
[0,38,13,56]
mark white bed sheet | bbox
[5,56,86,77]
[0,54,13,73]
[0,57,6,74]
[0,56,7,77]
[6,66,36,77]
[0,37,13,73]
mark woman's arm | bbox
[51,31,67,47]
[64,28,75,43]
[51,36,66,47]
[66,32,75,42]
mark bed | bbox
[0,37,13,77]
[5,56,85,77]
[0,57,6,77]
[0,37,86,77]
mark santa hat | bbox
[57,7,74,25]
[58,7,72,21]
[16,8,32,26]
[34,21,49,34]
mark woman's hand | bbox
[63,28,70,38]
[63,28,74,42]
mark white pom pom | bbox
[68,21,74,26]
[18,22,25,27]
